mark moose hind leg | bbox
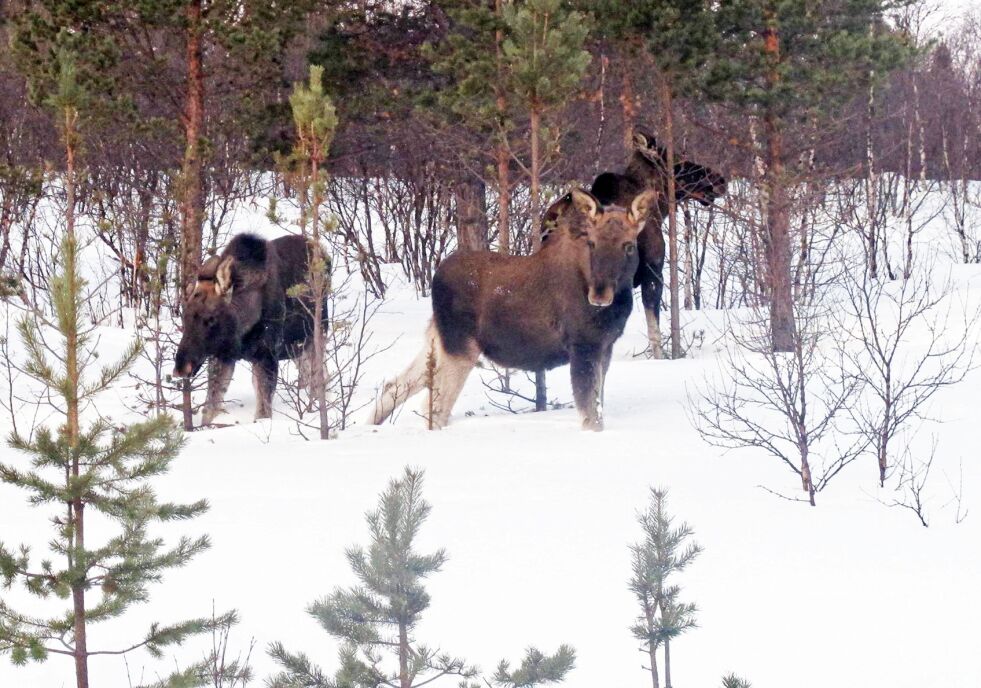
[201,359,235,425]
[296,341,319,392]
[369,322,437,425]
[427,339,478,429]
[640,265,665,360]
[570,344,604,431]
[252,358,279,420]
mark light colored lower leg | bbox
[297,343,319,391]
[427,346,478,429]
[369,322,437,425]
[253,363,276,419]
[645,307,665,360]
[201,360,235,425]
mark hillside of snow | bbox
[1,194,980,688]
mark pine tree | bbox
[629,487,702,688]
[0,52,218,688]
[721,673,752,688]
[493,646,576,687]
[703,0,916,352]
[500,0,591,411]
[287,64,338,440]
[267,468,478,688]
[427,0,516,254]
[584,0,714,358]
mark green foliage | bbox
[7,0,313,160]
[290,65,340,163]
[502,0,592,112]
[308,5,436,125]
[493,646,576,687]
[721,673,753,688]
[629,487,702,651]
[267,468,478,688]
[425,0,509,131]
[0,229,217,668]
[704,0,917,123]
[586,0,714,81]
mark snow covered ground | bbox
[2,201,981,688]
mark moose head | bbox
[546,188,658,308]
[173,235,269,378]
[632,129,727,207]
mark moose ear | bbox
[214,256,235,298]
[629,190,658,227]
[569,189,600,219]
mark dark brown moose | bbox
[544,129,727,358]
[174,233,328,425]
[369,188,657,431]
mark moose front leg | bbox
[252,357,279,420]
[640,263,665,360]
[570,344,604,431]
[201,359,235,426]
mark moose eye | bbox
[624,243,636,256]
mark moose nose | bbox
[588,287,614,308]
[173,362,194,378]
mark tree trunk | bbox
[494,0,511,255]
[620,53,638,154]
[660,78,681,359]
[310,155,330,440]
[530,106,547,411]
[64,111,89,688]
[762,17,794,353]
[399,619,410,688]
[496,141,511,254]
[644,597,661,688]
[180,0,205,429]
[530,107,542,252]
[663,637,672,688]
[454,176,489,252]
[180,0,205,297]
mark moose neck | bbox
[623,152,671,228]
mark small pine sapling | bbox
[0,51,223,688]
[721,673,751,688]
[493,646,576,688]
[287,64,338,440]
[629,487,702,688]
[267,468,478,688]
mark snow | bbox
[2,194,981,688]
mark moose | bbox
[174,233,328,425]
[544,129,727,358]
[369,188,657,431]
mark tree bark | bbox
[762,15,794,353]
[64,111,89,688]
[179,0,206,429]
[620,52,638,154]
[454,176,489,252]
[180,0,205,298]
[530,107,542,252]
[399,618,410,688]
[310,153,330,440]
[495,0,511,255]
[530,105,547,411]
[644,596,661,688]
[660,78,681,359]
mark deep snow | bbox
[1,203,980,688]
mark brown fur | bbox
[173,233,328,425]
[546,129,727,357]
[370,189,656,431]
